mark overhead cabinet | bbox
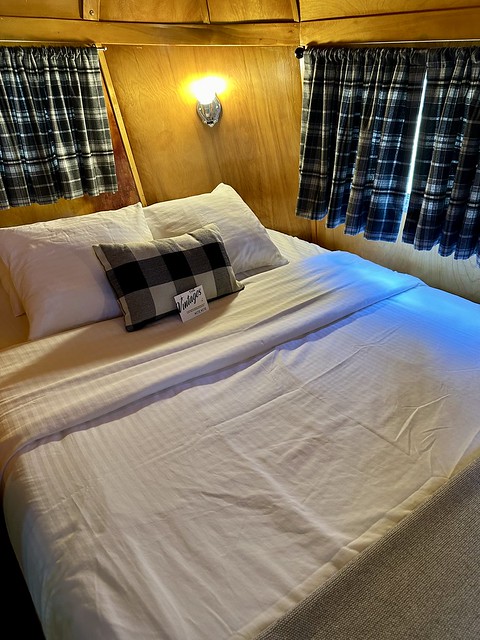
[299,0,480,21]
[99,0,210,24]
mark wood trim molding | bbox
[98,48,147,206]
[300,6,480,45]
[201,0,211,24]
[82,0,100,21]
[290,0,300,22]
[0,16,299,47]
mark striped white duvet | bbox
[1,249,480,639]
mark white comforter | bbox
[1,251,480,639]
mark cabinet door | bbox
[100,0,209,23]
[300,0,480,21]
[0,0,79,18]
[208,0,297,23]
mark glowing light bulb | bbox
[189,76,226,127]
[191,76,226,104]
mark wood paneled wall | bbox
[104,45,310,239]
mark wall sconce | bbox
[190,76,226,127]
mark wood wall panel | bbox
[100,0,209,24]
[104,45,311,240]
[316,221,480,304]
[301,7,480,45]
[83,0,100,21]
[0,17,298,47]
[208,0,296,23]
[300,0,480,21]
[0,0,79,19]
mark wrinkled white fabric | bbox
[2,250,480,640]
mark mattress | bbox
[1,229,480,639]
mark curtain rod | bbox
[0,42,107,51]
[296,39,480,56]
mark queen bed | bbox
[0,184,479,639]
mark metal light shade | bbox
[196,95,222,127]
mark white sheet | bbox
[0,282,28,349]
[2,247,480,640]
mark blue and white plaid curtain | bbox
[403,48,480,264]
[297,46,480,264]
[0,46,118,209]
[296,47,426,241]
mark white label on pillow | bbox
[174,285,209,322]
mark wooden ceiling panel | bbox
[100,0,209,24]
[208,0,297,23]
[300,0,480,21]
[301,6,480,45]
[0,0,79,19]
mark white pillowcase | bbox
[143,183,288,277]
[0,279,28,349]
[0,257,24,316]
[0,203,153,340]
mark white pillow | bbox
[0,203,154,340]
[0,279,28,349]
[0,257,24,316]
[143,183,288,276]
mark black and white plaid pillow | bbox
[93,223,244,331]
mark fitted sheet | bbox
[1,241,480,639]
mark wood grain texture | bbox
[0,0,79,19]
[100,0,209,24]
[82,0,100,21]
[290,0,301,22]
[301,7,480,45]
[316,221,480,304]
[0,17,299,47]
[99,49,147,205]
[208,0,296,23]
[300,0,480,21]
[104,45,311,240]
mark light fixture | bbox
[190,76,225,127]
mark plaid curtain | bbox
[403,48,480,265]
[0,46,117,209]
[296,47,425,241]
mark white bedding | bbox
[0,229,322,351]
[1,235,480,639]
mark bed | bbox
[0,183,479,639]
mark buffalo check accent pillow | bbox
[93,224,244,331]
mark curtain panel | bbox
[297,46,480,265]
[403,47,480,264]
[296,47,425,241]
[0,46,117,210]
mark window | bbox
[0,46,117,210]
[297,47,480,265]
